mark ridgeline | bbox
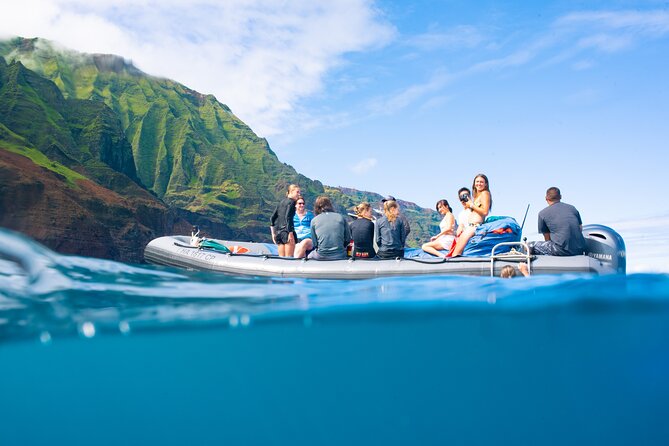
[0,37,438,261]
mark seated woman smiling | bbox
[450,174,492,257]
[421,199,455,258]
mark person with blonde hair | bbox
[308,196,351,260]
[376,200,408,259]
[421,199,456,258]
[349,202,376,258]
[501,263,530,278]
[270,184,300,257]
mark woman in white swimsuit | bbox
[421,199,456,258]
[450,174,492,257]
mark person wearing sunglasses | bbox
[293,197,314,258]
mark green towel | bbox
[199,239,231,253]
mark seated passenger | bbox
[349,202,376,258]
[450,174,492,257]
[376,200,408,259]
[308,196,351,260]
[293,197,314,258]
[381,195,411,239]
[529,187,587,256]
[421,199,455,258]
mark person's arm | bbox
[456,222,464,237]
[469,191,490,216]
[311,220,319,250]
[284,200,296,232]
[400,219,408,246]
[518,262,530,277]
[343,217,351,248]
[431,214,455,241]
[270,206,279,243]
[538,214,550,241]
[402,214,411,237]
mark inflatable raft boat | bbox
[144,224,625,279]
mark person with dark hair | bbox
[349,202,376,258]
[270,184,300,257]
[529,187,587,256]
[293,197,314,258]
[308,196,351,260]
[376,200,409,259]
[455,187,472,238]
[421,199,455,258]
[450,174,492,257]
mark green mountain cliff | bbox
[0,57,190,261]
[1,37,439,258]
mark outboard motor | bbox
[583,224,626,274]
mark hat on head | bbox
[381,195,396,203]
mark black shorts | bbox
[353,250,376,259]
[377,249,404,259]
[275,230,297,245]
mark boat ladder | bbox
[490,241,531,277]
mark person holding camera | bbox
[450,174,492,257]
[454,187,473,238]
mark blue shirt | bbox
[294,211,314,241]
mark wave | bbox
[1,227,668,344]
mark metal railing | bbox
[490,241,531,277]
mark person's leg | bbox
[285,233,296,257]
[529,240,567,256]
[421,241,446,258]
[450,226,475,257]
[378,249,403,259]
[277,243,286,257]
[294,238,313,258]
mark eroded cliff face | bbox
[0,149,190,262]
[0,57,193,262]
[0,38,442,258]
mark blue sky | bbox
[2,0,668,270]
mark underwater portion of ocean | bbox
[1,228,669,445]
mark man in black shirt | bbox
[270,184,301,257]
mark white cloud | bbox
[350,157,378,174]
[406,25,485,51]
[571,59,595,71]
[554,10,669,55]
[361,9,669,117]
[556,10,669,36]
[0,0,395,137]
[367,69,454,115]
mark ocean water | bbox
[1,229,669,446]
